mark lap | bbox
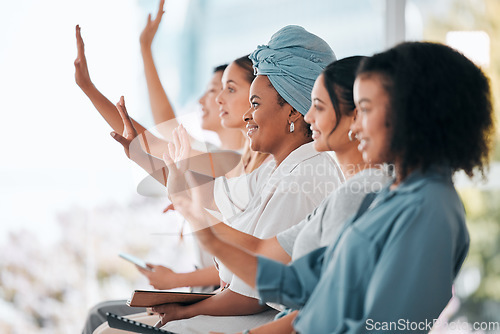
[162,309,279,334]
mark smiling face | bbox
[243,75,291,154]
[215,62,252,130]
[351,74,392,164]
[304,74,354,152]
[198,71,224,131]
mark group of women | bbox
[75,1,494,333]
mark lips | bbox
[310,127,321,140]
[358,138,367,152]
[219,110,228,118]
[246,123,258,137]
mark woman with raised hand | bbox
[93,25,342,334]
[167,42,494,333]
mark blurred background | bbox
[0,0,499,332]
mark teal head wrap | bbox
[249,25,336,116]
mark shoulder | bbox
[290,151,342,178]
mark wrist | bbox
[178,303,196,319]
[82,83,97,95]
[140,43,153,54]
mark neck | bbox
[273,137,311,167]
[335,143,369,179]
[216,127,246,151]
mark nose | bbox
[304,105,314,124]
[215,89,224,105]
[198,91,207,105]
[243,107,253,122]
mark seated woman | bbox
[166,41,494,333]
[93,25,342,334]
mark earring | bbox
[289,121,295,133]
[348,129,355,142]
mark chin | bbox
[313,141,328,152]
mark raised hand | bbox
[140,0,165,49]
[74,25,94,91]
[110,96,139,158]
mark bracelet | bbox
[243,330,251,334]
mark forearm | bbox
[211,222,261,253]
[247,310,298,334]
[81,85,146,134]
[195,231,259,289]
[176,266,220,288]
[211,224,291,263]
[141,46,176,126]
[180,288,268,319]
[128,137,169,185]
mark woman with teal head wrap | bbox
[241,25,336,163]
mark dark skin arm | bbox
[153,287,269,326]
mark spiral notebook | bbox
[106,312,176,334]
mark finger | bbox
[110,132,128,146]
[155,0,165,21]
[136,265,151,275]
[163,203,175,213]
[147,13,152,24]
[172,128,181,161]
[168,142,176,165]
[115,98,135,135]
[75,25,85,57]
[179,124,191,159]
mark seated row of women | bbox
[75,2,494,333]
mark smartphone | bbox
[119,252,152,271]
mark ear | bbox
[350,108,358,125]
[288,108,302,123]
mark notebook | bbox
[106,312,176,334]
[127,289,215,308]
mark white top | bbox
[214,142,345,298]
[277,168,393,260]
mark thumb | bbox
[162,150,175,169]
[110,132,127,146]
[163,203,175,213]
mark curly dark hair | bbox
[357,42,494,180]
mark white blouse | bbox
[213,142,345,298]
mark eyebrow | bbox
[250,95,260,101]
[313,97,325,104]
[357,98,371,104]
[226,80,237,85]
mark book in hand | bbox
[127,289,215,308]
[106,312,176,334]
